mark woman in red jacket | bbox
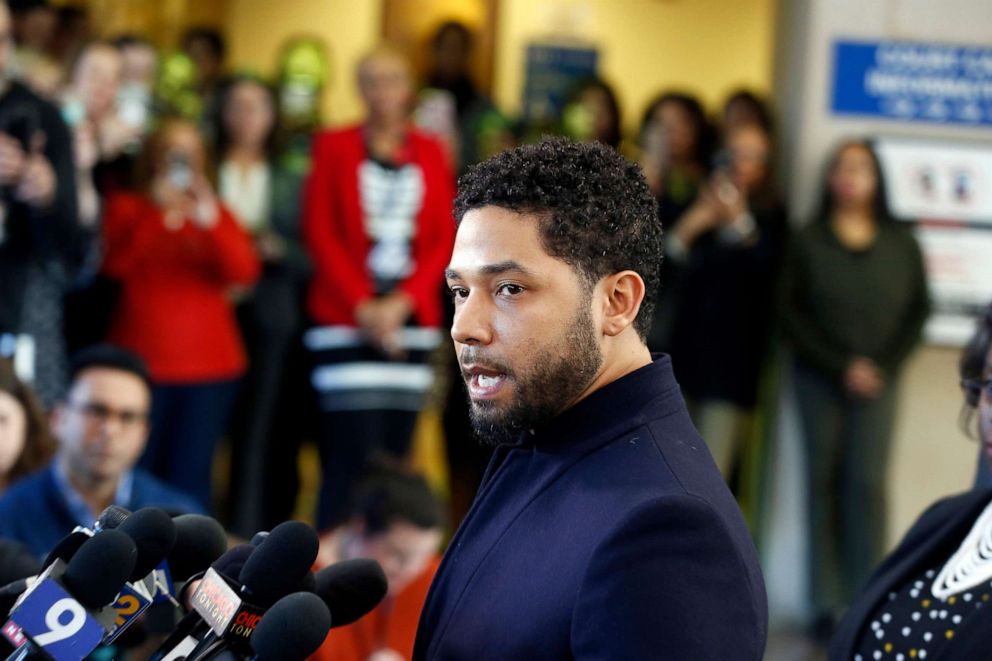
[101,117,260,510]
[303,46,454,530]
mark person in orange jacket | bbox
[312,465,444,661]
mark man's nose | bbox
[451,291,493,347]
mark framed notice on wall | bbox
[875,137,992,345]
[522,43,599,124]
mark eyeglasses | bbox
[961,378,992,402]
[66,401,148,428]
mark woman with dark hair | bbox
[0,364,53,492]
[662,121,787,477]
[562,77,622,150]
[779,139,931,638]
[214,75,311,536]
[638,91,714,352]
[100,117,260,512]
[720,88,773,134]
[830,304,992,660]
[638,91,711,218]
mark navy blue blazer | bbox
[414,356,767,660]
[830,488,992,661]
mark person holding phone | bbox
[100,117,260,512]
[661,122,788,478]
[0,1,79,406]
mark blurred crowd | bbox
[0,0,967,656]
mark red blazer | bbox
[303,124,455,328]
[101,192,260,383]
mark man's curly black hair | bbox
[454,137,663,339]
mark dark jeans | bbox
[794,362,899,620]
[142,379,240,512]
[316,408,418,530]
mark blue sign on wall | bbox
[522,44,598,123]
[831,40,992,127]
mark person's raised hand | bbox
[16,132,56,209]
[0,132,27,186]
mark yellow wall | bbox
[494,0,776,131]
[225,0,776,131]
[225,0,382,126]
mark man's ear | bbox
[599,270,646,337]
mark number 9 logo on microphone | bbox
[6,578,105,661]
[32,598,88,646]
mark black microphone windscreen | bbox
[62,529,137,609]
[210,543,254,581]
[118,507,177,581]
[96,505,131,530]
[42,530,90,569]
[315,558,388,627]
[299,570,316,594]
[0,539,41,585]
[0,542,41,613]
[251,591,331,661]
[238,521,318,607]
[250,531,269,546]
[168,514,228,581]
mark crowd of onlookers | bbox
[0,0,977,655]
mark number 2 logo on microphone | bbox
[112,594,142,627]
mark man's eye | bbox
[448,286,468,301]
[496,284,523,297]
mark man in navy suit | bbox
[414,138,767,660]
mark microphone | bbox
[41,533,89,571]
[183,521,320,660]
[250,592,331,661]
[94,505,131,531]
[62,530,138,610]
[99,508,179,644]
[168,515,228,583]
[237,521,318,608]
[213,545,254,583]
[314,558,388,628]
[0,543,42,617]
[36,504,133,575]
[118,508,177,583]
[150,544,258,661]
[2,530,137,660]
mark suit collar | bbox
[504,354,683,453]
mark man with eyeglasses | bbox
[0,344,204,558]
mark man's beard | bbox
[463,302,603,446]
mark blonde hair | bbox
[356,44,410,82]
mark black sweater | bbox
[0,82,80,335]
[779,220,930,382]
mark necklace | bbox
[932,499,992,600]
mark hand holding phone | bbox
[15,133,56,209]
[166,153,193,192]
[0,132,27,186]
